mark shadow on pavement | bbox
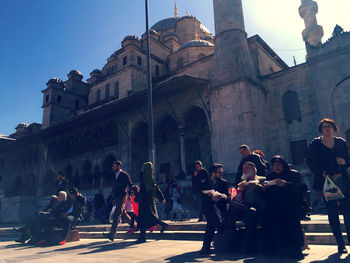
[310,253,350,263]
[78,240,139,254]
[165,251,305,263]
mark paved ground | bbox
[0,238,349,263]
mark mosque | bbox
[1,0,350,222]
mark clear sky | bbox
[0,0,349,135]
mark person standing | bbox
[192,160,209,222]
[55,171,69,195]
[199,163,229,255]
[136,162,168,243]
[235,145,267,186]
[103,161,133,241]
[308,118,350,254]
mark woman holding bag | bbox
[308,118,350,254]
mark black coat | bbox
[137,173,165,229]
[235,153,267,185]
[192,168,209,193]
[70,194,87,221]
[262,163,305,252]
[308,136,350,192]
[111,170,133,199]
[200,177,229,220]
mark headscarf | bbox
[271,155,290,172]
[142,162,157,197]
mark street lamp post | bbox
[145,0,155,164]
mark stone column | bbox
[299,0,324,46]
[179,126,187,174]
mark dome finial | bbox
[186,9,189,16]
[174,1,178,17]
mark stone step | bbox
[78,230,348,246]
[75,221,344,233]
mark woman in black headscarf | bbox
[261,155,306,260]
[136,162,168,243]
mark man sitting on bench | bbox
[227,161,266,254]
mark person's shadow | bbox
[165,251,249,263]
[310,253,350,263]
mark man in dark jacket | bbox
[199,163,229,255]
[103,160,133,241]
[192,160,209,222]
[235,145,267,186]
[54,187,87,245]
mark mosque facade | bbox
[1,0,350,222]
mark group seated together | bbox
[15,187,87,246]
[13,118,350,261]
[194,155,308,260]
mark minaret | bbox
[209,0,266,174]
[299,0,324,46]
[210,0,257,86]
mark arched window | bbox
[115,81,119,99]
[96,89,101,102]
[105,84,110,99]
[282,91,302,124]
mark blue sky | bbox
[0,0,349,135]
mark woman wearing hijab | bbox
[136,162,168,243]
[262,155,306,260]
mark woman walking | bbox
[308,118,350,254]
[136,162,168,243]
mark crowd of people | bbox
[12,118,350,260]
[192,118,350,260]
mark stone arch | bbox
[24,173,36,196]
[183,106,212,173]
[131,122,148,181]
[43,170,55,196]
[103,154,116,186]
[331,77,350,136]
[154,115,180,182]
[282,91,302,124]
[81,160,92,190]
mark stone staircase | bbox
[1,215,347,245]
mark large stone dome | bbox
[151,17,182,32]
[178,40,214,51]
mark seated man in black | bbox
[36,187,86,246]
[15,195,59,243]
[199,163,229,255]
[27,191,70,245]
[53,187,87,245]
[235,145,267,186]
